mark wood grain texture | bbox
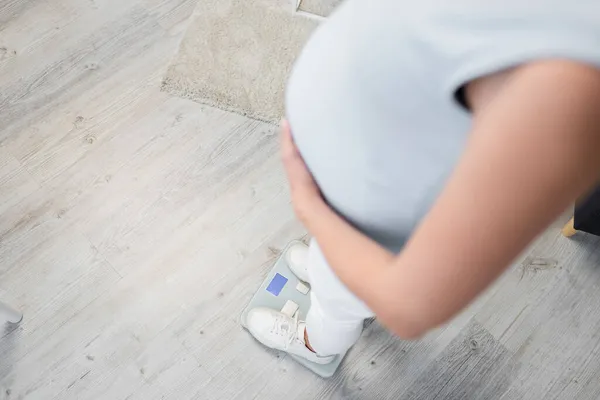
[403,321,512,400]
[2,1,600,399]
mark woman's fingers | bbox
[280,120,312,185]
[281,119,299,161]
[280,120,320,198]
[279,119,324,223]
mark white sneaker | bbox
[246,307,335,365]
[285,243,310,284]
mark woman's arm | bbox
[283,60,600,338]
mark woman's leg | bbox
[304,239,374,355]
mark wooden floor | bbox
[2,1,600,399]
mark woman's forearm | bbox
[379,61,600,334]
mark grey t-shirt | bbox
[286,0,600,251]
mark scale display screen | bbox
[266,273,288,296]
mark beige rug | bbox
[298,0,342,17]
[162,0,341,123]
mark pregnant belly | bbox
[283,7,437,251]
[286,64,366,224]
[286,62,419,251]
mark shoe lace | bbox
[271,312,300,347]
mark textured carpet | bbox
[162,0,341,123]
[298,0,342,17]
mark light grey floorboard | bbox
[2,1,600,399]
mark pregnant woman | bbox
[246,0,600,364]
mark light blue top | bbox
[286,0,600,251]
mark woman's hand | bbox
[280,119,327,227]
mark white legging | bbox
[304,240,374,355]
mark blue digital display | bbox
[266,273,288,296]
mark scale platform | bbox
[240,241,346,378]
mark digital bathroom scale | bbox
[240,241,347,378]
